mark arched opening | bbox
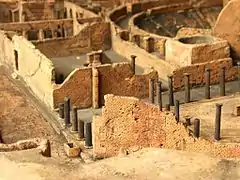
[14,50,19,71]
[43,28,52,39]
[27,30,38,40]
[56,25,62,37]
[69,9,72,18]
[64,8,67,18]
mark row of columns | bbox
[58,97,93,148]
[147,63,240,141]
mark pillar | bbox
[92,68,99,109]
[11,11,15,22]
[184,73,190,103]
[214,103,223,141]
[22,31,27,38]
[144,36,154,53]
[85,122,93,148]
[92,50,102,66]
[168,74,174,106]
[185,117,191,126]
[38,29,44,41]
[156,81,162,111]
[86,52,94,66]
[175,100,180,123]
[237,61,240,92]
[72,106,78,132]
[130,55,136,74]
[58,103,64,119]
[149,78,155,103]
[165,104,170,111]
[64,97,71,126]
[220,67,226,96]
[78,120,84,139]
[88,22,92,48]
[194,118,200,138]
[205,67,211,99]
[18,1,23,22]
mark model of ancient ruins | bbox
[0,0,240,178]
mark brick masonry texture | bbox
[93,95,240,159]
[53,63,158,108]
[35,22,111,57]
[172,58,238,89]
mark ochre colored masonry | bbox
[93,95,240,159]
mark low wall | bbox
[108,5,127,23]
[93,95,240,158]
[110,23,175,83]
[34,22,111,57]
[172,58,238,89]
[131,0,222,14]
[13,36,55,108]
[0,19,73,32]
[52,62,158,108]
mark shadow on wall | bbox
[53,62,158,109]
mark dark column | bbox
[185,117,191,126]
[156,80,162,111]
[175,100,180,123]
[78,120,84,139]
[237,61,240,92]
[220,67,226,96]
[130,55,136,74]
[64,96,70,126]
[58,103,64,119]
[205,68,211,99]
[184,73,190,103]
[194,118,200,138]
[168,75,174,106]
[214,103,223,141]
[85,122,93,148]
[149,78,155,103]
[165,104,170,111]
[72,106,78,132]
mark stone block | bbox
[64,143,81,157]
[166,36,230,67]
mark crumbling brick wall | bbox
[52,63,158,109]
[97,63,158,105]
[53,67,92,109]
[172,58,238,89]
[93,95,240,159]
[34,22,111,57]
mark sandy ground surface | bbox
[0,148,240,180]
[180,94,240,143]
[0,72,72,160]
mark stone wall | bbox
[52,62,158,108]
[165,37,230,67]
[111,25,175,83]
[213,0,240,62]
[0,31,15,69]
[53,67,92,109]
[172,58,237,89]
[22,2,55,21]
[0,31,55,108]
[0,19,73,32]
[12,36,55,108]
[93,95,240,159]
[97,63,158,105]
[34,22,111,57]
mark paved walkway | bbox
[76,80,239,123]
